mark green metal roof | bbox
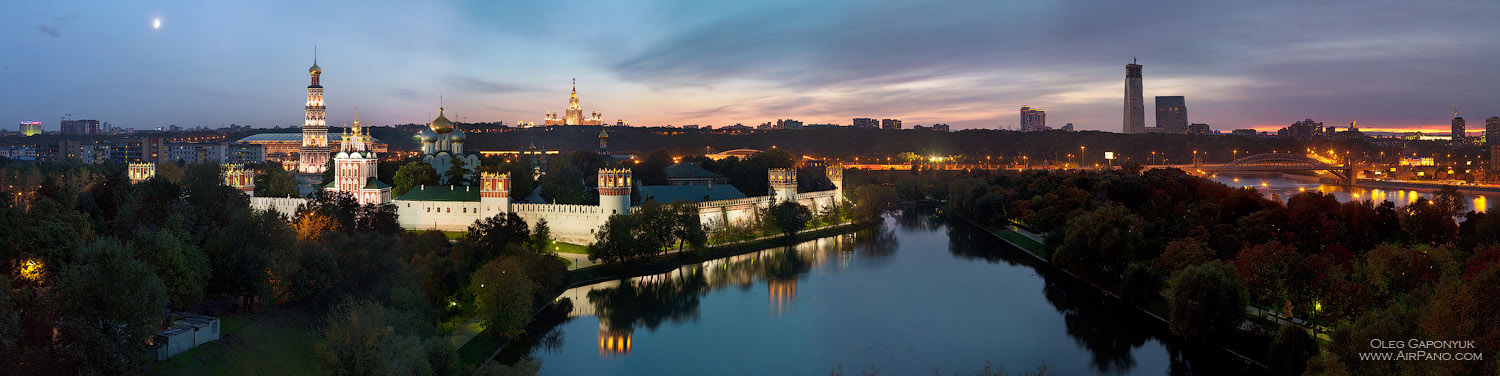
[396,185,481,202]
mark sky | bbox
[3,0,1499,133]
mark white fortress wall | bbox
[250,197,308,218]
[511,203,606,245]
[395,200,486,232]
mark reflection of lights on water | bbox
[599,330,632,356]
[1477,196,1488,213]
[1233,178,1240,182]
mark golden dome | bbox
[429,107,454,133]
[309,63,321,75]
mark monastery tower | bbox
[598,168,632,216]
[299,47,330,174]
[769,168,797,203]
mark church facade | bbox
[413,107,481,185]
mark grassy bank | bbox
[149,307,320,376]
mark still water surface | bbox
[503,212,1255,375]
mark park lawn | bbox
[408,230,468,240]
[149,307,321,376]
[551,241,588,254]
[457,328,507,368]
[989,227,1046,257]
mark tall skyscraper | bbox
[299,48,329,174]
[1485,116,1499,147]
[1020,106,1046,132]
[1123,59,1145,134]
[1452,107,1466,147]
[1155,96,1187,134]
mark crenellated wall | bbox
[250,197,308,218]
[395,200,488,232]
[511,203,607,244]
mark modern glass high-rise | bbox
[1123,59,1145,134]
[1154,96,1187,134]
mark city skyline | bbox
[4,1,1500,133]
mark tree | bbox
[766,201,813,237]
[589,214,645,263]
[315,298,444,376]
[469,257,535,340]
[529,218,552,255]
[444,154,473,186]
[538,157,587,204]
[852,185,895,222]
[1052,203,1143,277]
[1232,241,1300,306]
[1431,185,1468,218]
[393,160,438,196]
[1267,324,1319,376]
[454,213,531,268]
[634,201,675,255]
[52,238,168,375]
[137,221,209,309]
[670,202,707,251]
[1152,238,1215,278]
[1167,262,1247,343]
[254,160,299,197]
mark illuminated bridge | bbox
[1198,153,1356,184]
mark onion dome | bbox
[429,107,453,133]
[449,128,466,143]
[417,128,438,143]
[309,62,321,76]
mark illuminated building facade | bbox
[852,118,878,128]
[1155,96,1187,133]
[298,49,330,174]
[544,80,604,126]
[414,106,481,185]
[326,109,391,205]
[880,119,902,130]
[1020,106,1046,132]
[19,121,42,136]
[1452,107,1466,147]
[1123,59,1145,134]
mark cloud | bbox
[445,76,531,95]
[36,25,59,37]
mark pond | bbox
[500,212,1257,375]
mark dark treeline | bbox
[0,158,565,375]
[370,126,1312,164]
[901,166,1500,375]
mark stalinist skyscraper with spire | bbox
[1123,58,1145,134]
[544,79,604,126]
[299,48,330,174]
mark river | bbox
[497,212,1257,375]
[1209,174,1489,212]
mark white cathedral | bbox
[231,52,844,245]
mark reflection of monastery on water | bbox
[150,53,849,245]
[558,234,855,356]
